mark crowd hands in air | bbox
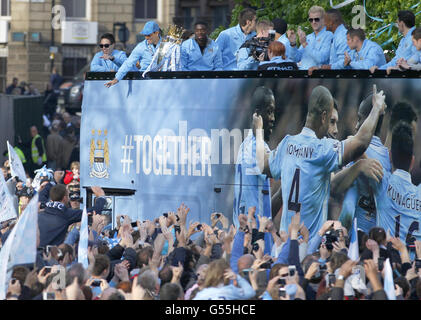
[3,196,421,301]
[89,6,421,88]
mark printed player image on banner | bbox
[80,78,421,244]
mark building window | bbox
[1,0,10,17]
[213,5,229,29]
[135,0,157,20]
[62,0,87,19]
[181,7,199,31]
[62,57,87,81]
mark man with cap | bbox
[105,21,162,88]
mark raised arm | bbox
[342,85,386,166]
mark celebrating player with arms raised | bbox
[254,85,386,238]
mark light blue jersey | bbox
[181,37,223,71]
[215,24,256,70]
[269,127,344,239]
[339,136,392,233]
[346,39,386,70]
[380,27,417,69]
[90,50,127,72]
[277,33,298,61]
[371,169,421,244]
[234,131,272,254]
[329,24,351,69]
[115,37,162,81]
[193,275,255,300]
[295,27,333,70]
[234,131,271,226]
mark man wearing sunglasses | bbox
[294,6,333,70]
[91,33,127,72]
[105,21,162,88]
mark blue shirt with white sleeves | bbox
[295,27,333,70]
[371,169,421,243]
[268,127,344,239]
[380,27,417,69]
[215,24,256,70]
[90,50,127,72]
[115,37,162,81]
[346,39,386,69]
[181,37,222,71]
[329,24,351,69]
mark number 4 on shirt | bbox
[288,168,301,212]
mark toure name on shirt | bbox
[286,143,315,159]
[387,184,421,212]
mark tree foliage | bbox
[210,0,421,52]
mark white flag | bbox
[0,193,38,299]
[348,218,359,261]
[0,173,17,223]
[384,258,396,300]
[78,207,89,269]
[7,141,26,183]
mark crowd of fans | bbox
[1,191,421,300]
[1,3,421,303]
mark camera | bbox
[288,265,296,277]
[252,242,259,252]
[196,224,202,231]
[378,257,385,271]
[215,213,221,219]
[163,213,168,218]
[15,186,34,198]
[322,229,340,250]
[240,30,276,61]
[91,279,102,287]
[328,273,336,287]
[277,278,286,286]
[279,288,286,297]
[261,259,273,269]
[69,192,83,203]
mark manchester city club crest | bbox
[90,129,109,179]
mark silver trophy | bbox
[143,25,185,76]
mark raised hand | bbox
[372,84,386,114]
[360,159,384,183]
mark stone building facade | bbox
[0,0,233,92]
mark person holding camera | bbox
[258,41,298,71]
[38,184,107,247]
[236,20,275,70]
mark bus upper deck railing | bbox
[85,70,421,80]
